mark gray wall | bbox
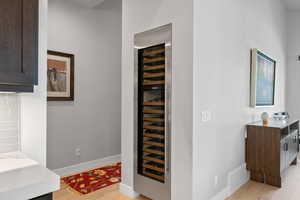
[193,0,287,199]
[47,0,122,170]
[122,1,194,200]
[287,11,300,119]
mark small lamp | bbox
[261,112,269,125]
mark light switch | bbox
[201,111,211,122]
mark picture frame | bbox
[47,50,74,101]
[250,49,276,107]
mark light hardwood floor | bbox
[54,182,150,200]
[228,159,300,200]
[54,159,300,200]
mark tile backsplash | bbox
[0,94,19,153]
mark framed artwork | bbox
[47,50,74,101]
[250,49,276,107]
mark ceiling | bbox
[72,0,105,8]
[71,0,299,11]
[283,0,300,11]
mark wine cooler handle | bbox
[165,42,172,178]
[165,132,170,173]
[165,98,171,176]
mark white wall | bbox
[193,0,287,199]
[122,1,194,200]
[20,0,48,166]
[287,11,300,119]
[47,0,122,170]
[0,94,19,153]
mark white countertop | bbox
[247,119,299,129]
[0,152,60,200]
[0,152,38,174]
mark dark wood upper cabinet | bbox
[0,0,39,92]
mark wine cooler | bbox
[134,24,172,200]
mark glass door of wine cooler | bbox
[134,24,171,200]
[138,43,166,182]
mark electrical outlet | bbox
[214,176,218,187]
[75,148,81,157]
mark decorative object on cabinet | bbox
[250,49,276,107]
[0,0,39,92]
[246,119,299,188]
[47,50,74,101]
[261,112,269,125]
[273,112,289,121]
[134,24,172,200]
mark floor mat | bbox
[61,162,121,195]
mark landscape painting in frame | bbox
[47,50,74,101]
[250,49,276,107]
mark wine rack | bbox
[134,24,171,200]
[137,44,167,183]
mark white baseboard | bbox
[227,163,249,196]
[119,183,139,198]
[53,154,121,177]
[210,163,250,200]
[210,186,230,200]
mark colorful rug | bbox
[61,162,121,195]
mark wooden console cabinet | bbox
[246,119,299,187]
[30,193,52,200]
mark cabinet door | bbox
[280,137,287,172]
[288,134,293,164]
[285,131,298,165]
[0,0,38,85]
[296,130,299,153]
[291,131,298,161]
